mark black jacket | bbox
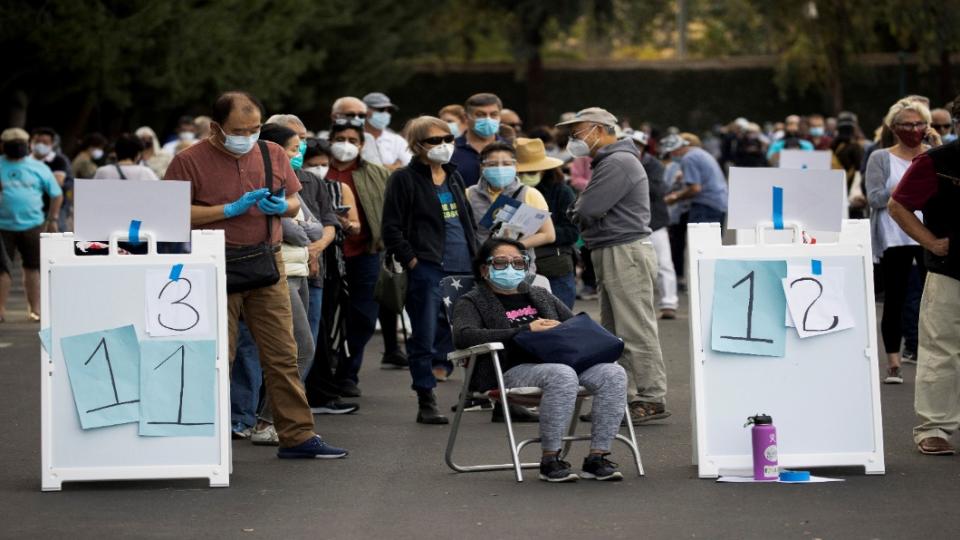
[381,159,479,268]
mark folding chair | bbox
[440,275,644,482]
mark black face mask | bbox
[3,141,29,159]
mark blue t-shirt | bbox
[766,138,814,160]
[0,156,62,231]
[680,147,728,212]
[436,182,472,273]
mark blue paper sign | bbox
[139,340,216,437]
[711,260,788,357]
[38,327,52,354]
[61,325,141,429]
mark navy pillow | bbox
[513,313,624,374]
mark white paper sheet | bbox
[145,269,210,337]
[727,167,846,232]
[784,264,845,327]
[779,150,833,170]
[782,269,854,339]
[508,203,550,237]
[74,179,191,242]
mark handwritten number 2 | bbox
[157,277,200,332]
[789,277,839,332]
[720,270,774,344]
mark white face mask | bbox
[446,122,461,138]
[330,141,359,162]
[566,125,598,158]
[32,142,52,157]
[305,165,329,179]
[179,131,196,142]
[426,142,454,164]
[90,148,105,160]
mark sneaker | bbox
[628,401,671,424]
[277,435,348,459]
[232,422,252,440]
[577,286,598,301]
[380,350,408,369]
[580,453,623,481]
[310,401,359,415]
[451,396,493,412]
[884,366,904,384]
[539,456,578,483]
[659,308,677,320]
[250,424,279,446]
[901,349,918,365]
[433,366,450,382]
[337,380,362,397]
[492,402,540,423]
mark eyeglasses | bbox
[932,123,952,130]
[487,255,529,271]
[420,135,455,145]
[894,122,928,130]
[336,112,366,119]
[482,160,516,167]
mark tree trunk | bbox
[525,51,546,127]
[939,48,953,105]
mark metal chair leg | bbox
[623,403,644,476]
[444,356,476,473]
[491,351,524,482]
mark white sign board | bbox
[779,149,832,170]
[726,167,846,232]
[74,179,191,242]
[687,221,884,478]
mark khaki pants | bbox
[592,239,667,404]
[228,255,315,447]
[913,272,960,443]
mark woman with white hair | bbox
[865,99,941,385]
[134,126,173,178]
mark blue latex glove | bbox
[224,188,270,218]
[257,192,288,215]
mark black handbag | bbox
[533,245,575,278]
[224,141,281,294]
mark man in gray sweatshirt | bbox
[559,107,669,424]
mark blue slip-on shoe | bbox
[277,435,348,459]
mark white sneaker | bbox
[250,424,279,446]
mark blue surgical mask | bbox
[222,128,259,155]
[369,111,391,131]
[290,140,305,170]
[945,133,958,143]
[488,266,526,290]
[473,117,500,138]
[809,127,825,137]
[447,122,461,137]
[483,166,516,189]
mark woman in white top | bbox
[92,133,159,181]
[865,99,941,384]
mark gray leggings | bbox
[503,362,627,452]
[258,276,315,423]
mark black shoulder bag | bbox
[224,141,281,294]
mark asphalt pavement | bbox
[1,270,959,540]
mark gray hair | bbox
[331,97,366,114]
[266,114,305,131]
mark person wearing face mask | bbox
[382,116,479,423]
[766,114,814,164]
[514,137,577,309]
[134,126,173,179]
[161,115,198,155]
[324,122,392,398]
[362,92,411,172]
[330,96,383,167]
[92,134,159,181]
[439,104,468,139]
[865,99,941,386]
[30,127,74,231]
[806,114,833,150]
[452,238,629,482]
[451,93,504,187]
[0,127,63,323]
[71,133,107,180]
[560,107,669,425]
[164,91,348,460]
[466,142,555,250]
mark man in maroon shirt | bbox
[889,114,960,456]
[164,91,347,459]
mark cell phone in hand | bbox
[270,188,285,198]
[335,205,352,215]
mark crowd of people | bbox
[2,87,959,477]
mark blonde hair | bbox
[679,132,702,147]
[439,104,467,122]
[884,99,932,128]
[403,116,451,156]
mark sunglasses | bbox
[487,255,530,271]
[420,135,455,145]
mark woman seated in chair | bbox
[452,238,628,482]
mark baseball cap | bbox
[659,134,688,154]
[555,107,618,128]
[362,92,398,111]
[622,128,649,146]
[1,127,29,143]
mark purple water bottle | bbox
[745,414,778,481]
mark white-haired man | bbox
[330,97,382,166]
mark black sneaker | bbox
[310,401,359,415]
[450,396,493,412]
[492,402,539,423]
[380,350,409,369]
[580,454,623,481]
[337,380,362,397]
[539,456,578,482]
[277,435,348,459]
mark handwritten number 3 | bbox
[789,277,839,332]
[157,277,200,332]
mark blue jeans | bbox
[688,203,726,225]
[404,261,454,391]
[230,321,262,429]
[548,273,577,310]
[307,285,324,346]
[337,253,381,384]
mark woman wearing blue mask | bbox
[452,238,628,483]
[466,142,556,252]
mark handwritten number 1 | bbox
[148,345,213,426]
[84,337,139,413]
[720,270,774,344]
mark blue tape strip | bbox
[779,470,811,482]
[169,264,183,281]
[811,260,822,275]
[772,186,784,230]
[128,219,142,245]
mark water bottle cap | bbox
[745,414,773,426]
